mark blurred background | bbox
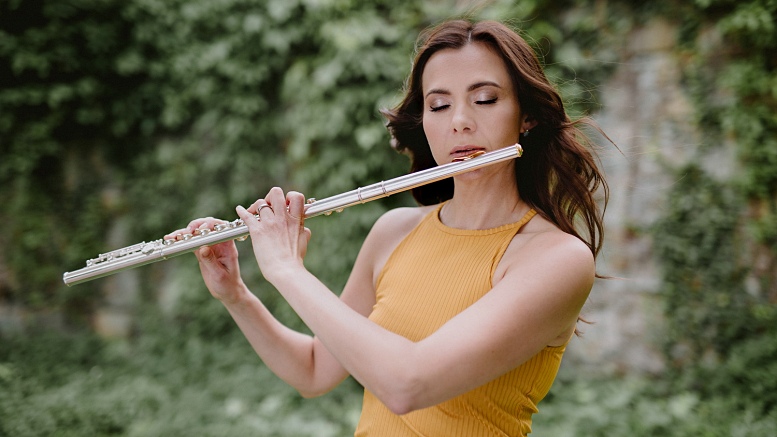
[1,0,775,435]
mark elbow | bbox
[384,397,416,416]
[298,389,323,399]
[292,377,335,399]
[375,368,426,416]
[297,385,331,399]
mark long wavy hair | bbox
[382,19,609,259]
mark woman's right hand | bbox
[164,218,248,305]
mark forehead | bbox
[421,43,511,93]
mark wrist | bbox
[262,261,307,288]
[216,281,254,307]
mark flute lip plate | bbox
[451,150,487,162]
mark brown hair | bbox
[383,19,609,259]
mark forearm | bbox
[265,265,421,412]
[237,192,427,411]
[221,284,346,396]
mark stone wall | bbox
[563,18,736,374]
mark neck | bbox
[439,168,529,230]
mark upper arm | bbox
[339,206,430,314]
[405,232,595,406]
[305,207,427,394]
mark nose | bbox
[451,105,475,133]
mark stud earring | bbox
[522,129,530,137]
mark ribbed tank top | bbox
[354,203,567,437]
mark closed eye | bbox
[476,98,497,105]
[429,104,450,112]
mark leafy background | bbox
[1,0,775,435]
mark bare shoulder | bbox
[366,205,435,253]
[496,215,595,289]
[372,205,435,236]
[492,216,595,345]
[361,205,436,285]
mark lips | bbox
[450,146,485,158]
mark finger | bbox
[236,205,259,230]
[165,224,201,241]
[194,245,215,263]
[286,191,306,222]
[246,198,268,215]
[256,202,273,220]
[168,217,221,233]
[164,228,187,240]
[194,245,229,279]
[194,217,228,231]
[264,187,286,217]
[299,227,312,258]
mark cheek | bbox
[495,109,522,140]
[422,116,441,143]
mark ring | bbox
[257,204,273,214]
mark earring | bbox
[522,129,530,138]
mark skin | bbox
[165,42,595,416]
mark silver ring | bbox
[257,204,273,215]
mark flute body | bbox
[63,144,522,286]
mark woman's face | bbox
[421,43,529,165]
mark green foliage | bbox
[0,0,617,317]
[646,0,777,430]
[3,326,775,436]
[533,372,777,437]
[652,165,751,364]
[0,0,420,312]
[6,0,776,434]
[0,0,628,433]
[649,0,777,361]
[700,317,777,415]
[0,0,144,309]
[0,327,363,437]
[686,0,777,237]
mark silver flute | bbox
[63,144,522,286]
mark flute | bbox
[62,144,523,286]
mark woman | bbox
[167,19,608,436]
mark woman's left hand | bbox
[236,187,312,283]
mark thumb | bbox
[196,245,216,264]
[299,227,312,258]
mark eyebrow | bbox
[424,81,502,98]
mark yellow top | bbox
[355,204,566,437]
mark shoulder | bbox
[360,205,437,285]
[371,205,435,237]
[494,218,595,343]
[365,205,436,253]
[497,215,595,290]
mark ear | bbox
[520,116,538,133]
